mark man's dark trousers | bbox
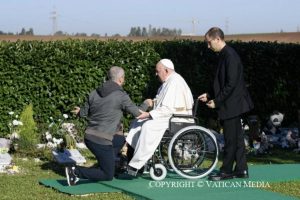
[75,139,115,181]
[220,116,247,174]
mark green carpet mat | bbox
[39,179,121,195]
[40,164,300,199]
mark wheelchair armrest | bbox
[168,114,199,134]
[170,114,199,123]
[172,114,194,119]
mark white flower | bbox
[48,122,54,128]
[49,117,53,120]
[8,111,14,115]
[36,144,46,149]
[8,123,12,127]
[62,123,77,135]
[53,137,63,145]
[45,132,52,141]
[15,115,19,118]
[46,142,56,148]
[63,114,68,119]
[18,121,23,126]
[11,132,20,139]
[12,120,19,126]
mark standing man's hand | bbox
[206,100,216,109]
[71,106,80,115]
[198,93,208,102]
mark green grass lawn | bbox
[0,148,299,200]
[0,151,134,200]
[247,148,300,199]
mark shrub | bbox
[17,104,39,152]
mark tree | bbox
[26,28,34,35]
[54,31,66,36]
[128,27,136,36]
[20,28,26,35]
[128,25,182,37]
[148,24,152,36]
[136,27,141,36]
[142,27,148,37]
[91,33,100,37]
[75,32,87,36]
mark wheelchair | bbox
[147,100,219,181]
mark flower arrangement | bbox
[7,111,23,140]
[7,111,23,151]
[44,114,77,151]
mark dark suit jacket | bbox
[213,45,253,120]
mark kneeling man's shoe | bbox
[233,170,249,179]
[208,172,233,181]
[65,166,80,186]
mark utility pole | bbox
[50,6,58,35]
[191,18,199,35]
[225,17,229,34]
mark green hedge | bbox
[0,40,160,136]
[0,39,299,137]
[153,40,300,125]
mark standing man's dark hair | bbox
[198,27,253,181]
[205,27,225,40]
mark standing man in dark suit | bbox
[198,27,254,181]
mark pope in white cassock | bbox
[121,58,194,177]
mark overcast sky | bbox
[1,0,300,36]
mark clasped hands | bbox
[197,93,215,109]
[137,98,153,119]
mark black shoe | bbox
[233,170,249,179]
[116,166,138,180]
[116,172,136,180]
[137,166,145,175]
[65,166,79,186]
[208,172,234,181]
[115,155,128,174]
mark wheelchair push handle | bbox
[193,98,199,117]
[169,99,200,127]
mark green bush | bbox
[17,104,39,151]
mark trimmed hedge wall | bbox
[0,40,160,135]
[0,39,299,137]
[153,40,300,126]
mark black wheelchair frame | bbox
[148,100,219,180]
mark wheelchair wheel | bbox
[150,164,167,181]
[168,125,218,179]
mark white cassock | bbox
[126,72,194,169]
